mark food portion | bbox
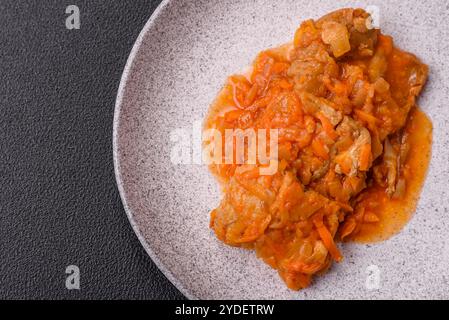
[204,8,432,290]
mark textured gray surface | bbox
[0,0,184,299]
[115,0,449,299]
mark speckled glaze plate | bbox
[114,0,449,299]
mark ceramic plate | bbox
[114,0,449,299]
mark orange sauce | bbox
[348,108,432,242]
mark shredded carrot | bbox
[279,159,288,171]
[335,153,353,175]
[224,164,236,177]
[334,81,347,95]
[313,214,343,262]
[272,62,290,74]
[279,79,293,90]
[354,109,380,126]
[251,52,272,83]
[228,79,244,109]
[243,83,259,107]
[252,94,273,110]
[317,112,338,140]
[359,143,372,171]
[312,138,329,160]
[324,76,347,96]
[237,215,272,243]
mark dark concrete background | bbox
[0,0,185,299]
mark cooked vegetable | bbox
[204,8,431,290]
[321,21,351,58]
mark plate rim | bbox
[112,0,195,300]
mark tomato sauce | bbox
[347,108,432,242]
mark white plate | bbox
[114,0,449,299]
